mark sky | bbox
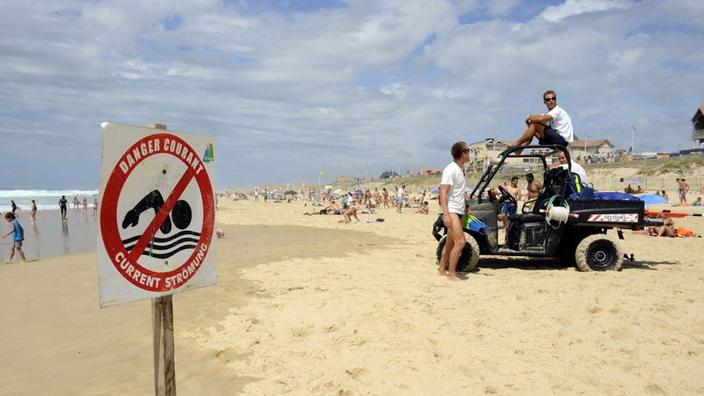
[0,0,702,189]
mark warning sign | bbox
[97,123,216,307]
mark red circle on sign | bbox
[100,133,214,292]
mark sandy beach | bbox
[1,199,704,395]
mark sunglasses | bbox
[544,96,556,102]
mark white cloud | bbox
[0,0,701,188]
[540,0,634,23]
[380,83,408,100]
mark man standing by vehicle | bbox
[511,90,574,148]
[438,142,470,281]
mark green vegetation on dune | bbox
[584,156,704,176]
[637,156,704,176]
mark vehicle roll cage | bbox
[470,144,572,203]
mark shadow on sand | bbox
[622,260,678,271]
[474,257,679,272]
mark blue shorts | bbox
[500,203,516,217]
[13,240,23,248]
[539,126,568,146]
[396,196,403,204]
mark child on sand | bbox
[3,212,26,263]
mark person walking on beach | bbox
[30,200,37,224]
[3,212,26,263]
[59,195,68,221]
[382,188,390,208]
[677,178,689,205]
[438,141,470,281]
[511,89,574,149]
[396,185,405,213]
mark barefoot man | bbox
[438,141,470,280]
[511,89,574,149]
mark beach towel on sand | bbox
[675,226,696,237]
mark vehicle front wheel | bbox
[575,234,623,272]
[436,233,480,272]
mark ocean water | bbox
[0,189,99,213]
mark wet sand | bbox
[0,208,97,262]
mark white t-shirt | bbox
[440,161,466,215]
[397,188,404,199]
[561,160,588,184]
[545,105,574,143]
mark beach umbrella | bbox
[636,194,668,206]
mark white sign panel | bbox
[98,122,216,307]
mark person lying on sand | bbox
[338,206,359,223]
[633,218,699,238]
[321,201,341,215]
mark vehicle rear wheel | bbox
[575,234,623,272]
[436,233,480,272]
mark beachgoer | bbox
[2,212,26,263]
[338,206,360,223]
[652,217,676,237]
[30,200,37,224]
[59,195,68,221]
[382,188,389,208]
[677,178,689,205]
[321,201,340,215]
[693,197,702,206]
[497,177,522,224]
[396,185,405,213]
[82,197,88,212]
[438,141,470,281]
[10,200,17,214]
[93,198,98,215]
[526,173,542,200]
[72,196,80,209]
[415,201,429,214]
[511,90,574,149]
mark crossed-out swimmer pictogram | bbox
[100,133,214,292]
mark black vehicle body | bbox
[434,145,663,271]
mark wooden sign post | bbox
[153,295,175,396]
[150,123,175,396]
[97,121,217,395]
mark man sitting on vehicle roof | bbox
[511,89,574,148]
